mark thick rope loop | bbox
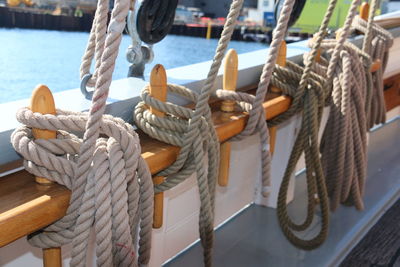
[12,108,154,266]
[352,13,394,127]
[12,0,157,264]
[265,58,329,250]
[212,0,299,198]
[312,40,369,212]
[134,84,212,192]
[134,1,245,265]
[134,83,217,266]
[272,0,361,250]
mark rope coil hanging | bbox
[270,59,330,250]
[311,40,370,211]
[215,0,298,197]
[267,0,343,249]
[270,0,368,249]
[11,0,154,264]
[352,0,394,128]
[134,0,244,265]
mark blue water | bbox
[0,28,267,103]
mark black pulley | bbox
[274,0,307,28]
[137,0,178,44]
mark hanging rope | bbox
[270,58,330,249]
[352,0,394,128]
[266,0,367,250]
[11,0,154,265]
[264,0,343,249]
[79,0,109,88]
[214,0,298,197]
[315,40,370,211]
[134,1,244,265]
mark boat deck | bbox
[165,118,400,267]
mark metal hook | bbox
[80,74,94,100]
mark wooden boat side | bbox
[0,73,399,248]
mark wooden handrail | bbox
[1,74,400,248]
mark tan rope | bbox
[11,0,155,265]
[215,0,298,197]
[134,1,244,265]
[352,3,394,128]
[315,40,369,211]
[267,0,365,250]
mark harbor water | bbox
[0,28,267,103]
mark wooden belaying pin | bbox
[309,35,322,63]
[359,2,382,73]
[269,41,287,154]
[218,49,238,187]
[43,248,62,267]
[270,41,287,94]
[360,2,369,21]
[30,85,62,267]
[149,64,167,229]
[30,85,56,185]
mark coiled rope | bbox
[270,58,330,249]
[215,0,298,197]
[316,40,370,211]
[134,1,244,265]
[266,0,342,249]
[11,0,154,265]
[352,0,394,128]
[268,0,368,250]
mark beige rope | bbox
[134,1,244,265]
[12,0,155,265]
[266,0,366,249]
[352,8,394,128]
[215,0,298,197]
[315,40,369,211]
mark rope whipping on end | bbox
[218,49,238,187]
[12,0,155,264]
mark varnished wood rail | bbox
[1,73,400,248]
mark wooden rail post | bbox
[218,49,238,187]
[269,41,287,154]
[149,64,167,228]
[30,85,62,267]
[206,20,212,39]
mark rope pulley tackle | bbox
[274,0,307,28]
[126,0,178,79]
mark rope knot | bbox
[134,82,219,265]
[12,107,154,266]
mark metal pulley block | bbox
[136,0,178,44]
[274,0,307,28]
[126,0,177,78]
